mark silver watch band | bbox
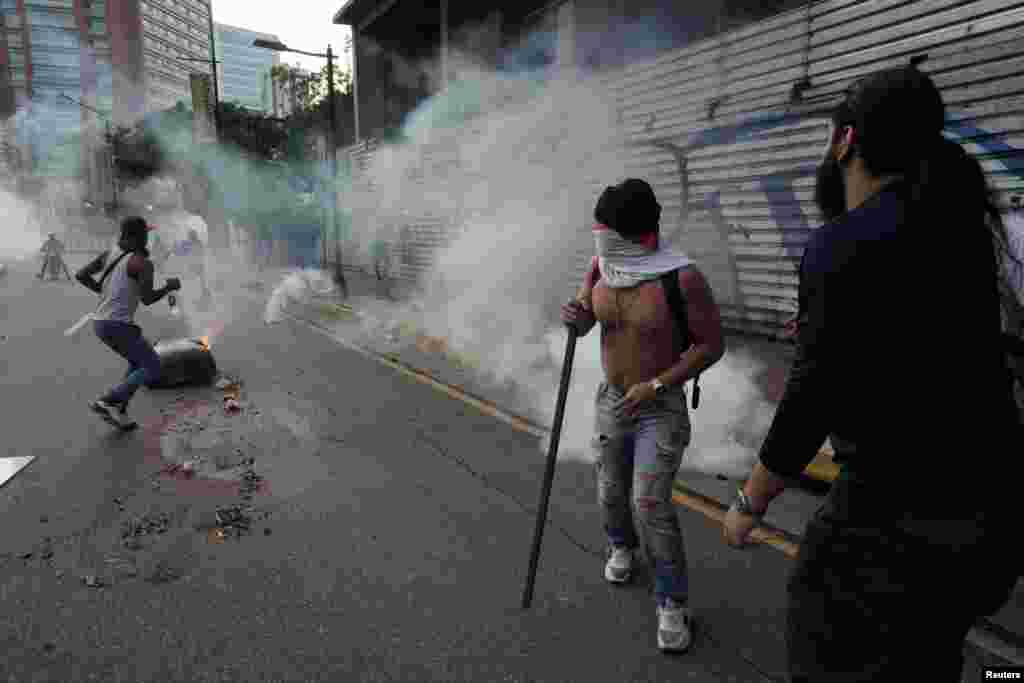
[734,488,764,520]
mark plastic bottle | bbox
[168,293,182,319]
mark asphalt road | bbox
[0,257,799,683]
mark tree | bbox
[270,64,318,114]
[306,62,352,107]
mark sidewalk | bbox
[238,265,1024,672]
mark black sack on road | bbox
[146,338,218,389]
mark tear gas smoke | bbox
[301,46,780,478]
[538,329,775,477]
[264,269,338,325]
[0,186,47,263]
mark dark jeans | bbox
[787,478,1018,682]
[93,320,161,406]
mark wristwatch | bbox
[731,488,764,522]
[649,378,667,396]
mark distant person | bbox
[722,66,1022,682]
[149,230,169,274]
[38,233,70,281]
[561,178,725,653]
[75,217,180,429]
[178,229,211,304]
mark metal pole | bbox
[326,47,335,272]
[207,9,220,135]
[522,326,578,609]
[351,33,360,143]
[327,46,347,298]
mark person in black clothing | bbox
[722,66,1021,682]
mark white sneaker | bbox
[604,546,633,584]
[657,599,693,653]
[90,400,138,431]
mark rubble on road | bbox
[214,504,253,539]
[145,561,183,584]
[121,512,172,540]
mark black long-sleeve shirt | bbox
[759,181,1017,486]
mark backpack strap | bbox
[98,250,129,291]
[660,269,701,409]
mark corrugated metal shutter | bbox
[608,0,1024,338]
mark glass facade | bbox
[142,0,213,111]
[215,24,277,113]
[0,0,213,176]
[8,1,83,175]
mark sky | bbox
[212,0,353,75]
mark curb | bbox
[265,292,1024,665]
[308,300,841,486]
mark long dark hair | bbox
[834,66,1017,275]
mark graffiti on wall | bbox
[649,110,1024,326]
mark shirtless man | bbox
[561,179,725,653]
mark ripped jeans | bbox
[593,381,691,606]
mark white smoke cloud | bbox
[325,45,780,478]
[0,186,46,262]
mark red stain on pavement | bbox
[140,398,271,498]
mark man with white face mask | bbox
[722,66,1021,682]
[561,178,725,653]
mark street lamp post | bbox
[253,39,345,297]
[60,92,117,213]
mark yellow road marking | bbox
[272,301,807,558]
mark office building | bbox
[215,23,278,113]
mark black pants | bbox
[786,482,1018,683]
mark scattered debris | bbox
[214,504,253,539]
[146,561,183,584]
[121,512,172,539]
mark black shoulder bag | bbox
[660,269,701,409]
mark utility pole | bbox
[326,44,345,295]
[61,92,117,213]
[253,38,348,298]
[206,9,221,135]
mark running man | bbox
[75,217,180,429]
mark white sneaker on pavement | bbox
[657,598,693,653]
[604,546,633,584]
[90,400,138,431]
